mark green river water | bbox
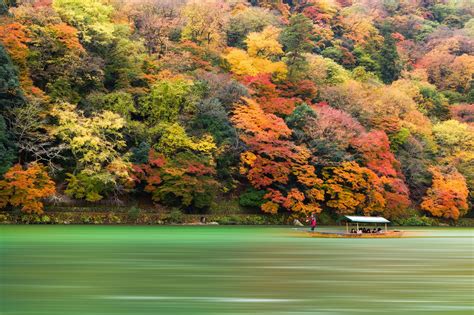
[1,226,473,314]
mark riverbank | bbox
[1,208,473,227]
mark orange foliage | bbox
[381,177,411,219]
[351,130,400,177]
[49,23,84,51]
[233,98,324,214]
[350,130,411,214]
[0,22,30,63]
[0,163,56,214]
[421,166,469,220]
[0,22,33,89]
[450,104,474,125]
[242,74,300,116]
[323,161,386,215]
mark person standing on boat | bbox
[308,213,317,232]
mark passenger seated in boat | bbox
[372,228,377,233]
[377,228,383,233]
[350,228,356,233]
[357,228,362,234]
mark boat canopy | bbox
[344,216,390,224]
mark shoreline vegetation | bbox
[0,0,473,224]
[2,206,473,227]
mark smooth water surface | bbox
[1,226,473,314]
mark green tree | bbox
[419,86,450,121]
[139,79,197,124]
[378,30,402,84]
[0,44,24,108]
[52,0,115,49]
[0,115,16,176]
[103,26,145,89]
[85,91,136,119]
[279,14,314,77]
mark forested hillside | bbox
[0,0,473,221]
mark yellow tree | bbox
[51,103,134,201]
[225,26,287,79]
[225,48,287,79]
[181,0,230,48]
[245,26,283,59]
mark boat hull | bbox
[308,231,404,238]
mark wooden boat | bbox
[307,230,404,238]
[305,215,404,238]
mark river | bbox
[1,226,473,314]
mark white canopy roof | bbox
[344,216,390,223]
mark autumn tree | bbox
[242,74,297,116]
[245,26,283,59]
[225,48,288,79]
[52,0,116,48]
[421,166,469,220]
[322,161,386,216]
[51,103,134,201]
[134,150,219,209]
[232,98,324,214]
[226,6,280,48]
[433,120,474,203]
[351,130,411,214]
[0,162,55,214]
[351,130,400,177]
[181,0,229,48]
[433,120,474,158]
[0,22,33,90]
[130,0,181,56]
[225,26,288,79]
[304,105,365,165]
[27,23,90,100]
[450,104,474,124]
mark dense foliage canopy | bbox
[0,0,472,220]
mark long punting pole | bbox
[385,223,387,232]
[346,222,348,233]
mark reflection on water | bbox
[1,226,473,314]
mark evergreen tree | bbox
[0,115,16,176]
[279,14,314,77]
[0,44,24,108]
[378,31,402,84]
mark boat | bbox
[307,215,404,238]
[307,230,404,238]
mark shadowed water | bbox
[1,226,473,314]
